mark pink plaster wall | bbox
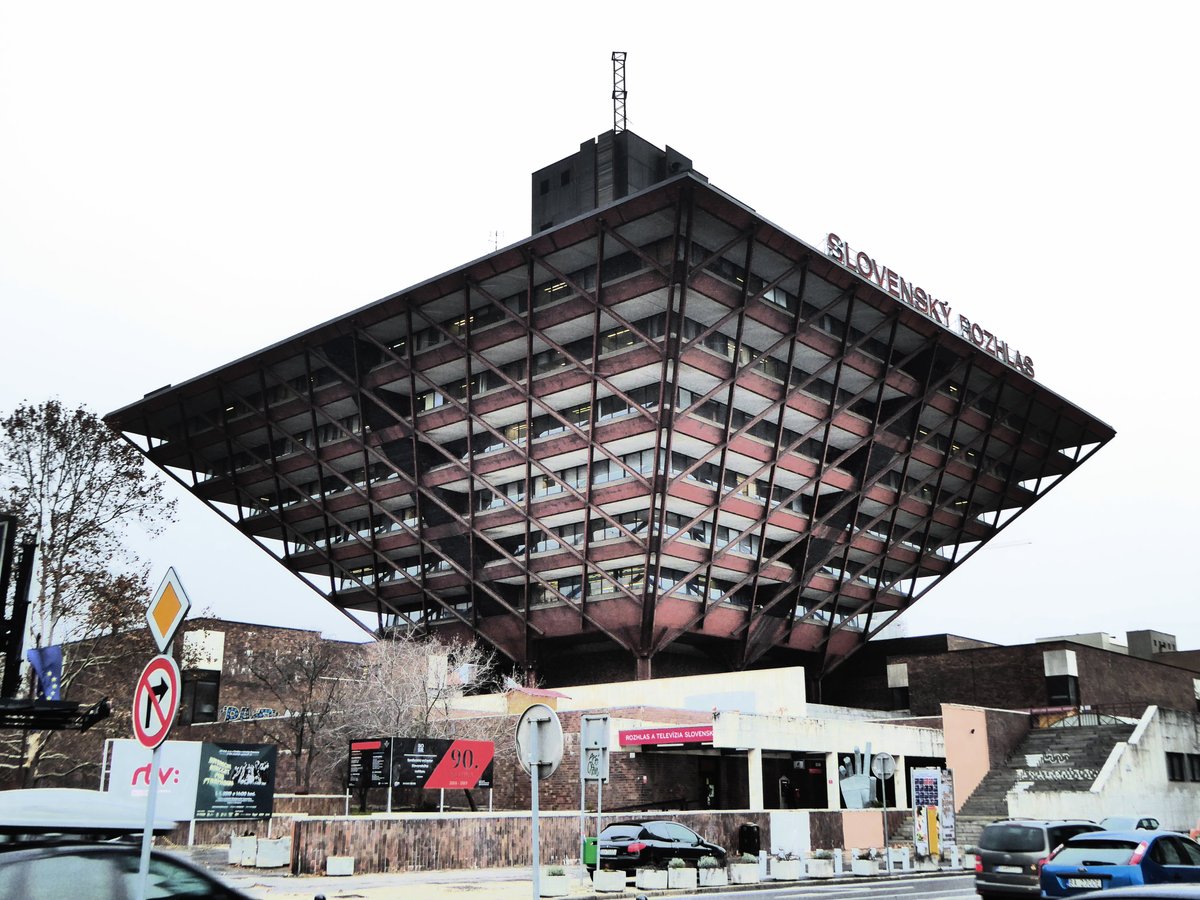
[942,704,991,811]
[842,809,885,849]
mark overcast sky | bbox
[2,3,1196,651]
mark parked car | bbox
[1040,831,1200,896]
[593,820,725,872]
[975,818,1104,897]
[1074,888,1200,898]
[0,788,177,839]
[0,840,254,899]
[1101,817,1163,832]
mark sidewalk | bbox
[185,850,966,900]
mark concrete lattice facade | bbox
[105,138,1114,685]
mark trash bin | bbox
[738,823,760,856]
[583,837,598,867]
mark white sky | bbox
[2,2,1197,650]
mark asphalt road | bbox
[206,860,977,900]
[662,873,977,899]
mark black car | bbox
[0,840,254,899]
[594,819,725,872]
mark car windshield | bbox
[1048,825,1103,846]
[1051,840,1139,867]
[980,824,1044,852]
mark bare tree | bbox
[339,631,506,742]
[245,634,360,792]
[336,631,511,809]
[0,399,175,785]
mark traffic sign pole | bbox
[137,742,163,900]
[530,718,541,900]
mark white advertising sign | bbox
[106,739,203,821]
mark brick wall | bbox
[983,708,1030,767]
[902,642,1197,717]
[290,809,773,874]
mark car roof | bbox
[0,788,177,837]
[0,842,254,898]
[1066,829,1175,841]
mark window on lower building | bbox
[1189,754,1200,782]
[1045,674,1079,706]
[180,669,221,725]
[1167,751,1186,782]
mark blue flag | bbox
[26,645,63,701]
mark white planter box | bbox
[229,835,256,866]
[771,859,803,880]
[668,867,697,888]
[539,873,570,897]
[729,862,761,884]
[326,855,354,876]
[698,867,728,886]
[851,858,878,876]
[592,869,626,893]
[635,868,668,890]
[805,858,834,878]
[254,837,290,868]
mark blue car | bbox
[1041,831,1200,896]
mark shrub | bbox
[736,852,758,864]
[546,866,565,877]
[698,855,722,869]
[667,857,687,869]
[809,849,833,860]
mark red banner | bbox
[618,725,713,746]
[424,739,495,790]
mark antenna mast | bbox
[611,51,627,133]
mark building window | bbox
[539,178,550,196]
[1189,754,1200,782]
[181,669,221,725]
[560,170,571,186]
[1167,752,1186,782]
[1045,674,1079,707]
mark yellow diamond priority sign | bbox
[147,568,191,653]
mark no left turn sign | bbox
[132,654,180,749]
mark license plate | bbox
[600,848,617,856]
[995,865,1023,873]
[1067,878,1102,889]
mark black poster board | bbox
[194,742,276,820]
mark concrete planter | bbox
[771,858,803,880]
[851,858,878,876]
[729,862,761,884]
[592,869,626,893]
[539,873,570,897]
[229,835,256,866]
[668,867,697,889]
[635,868,668,890]
[805,858,835,878]
[254,837,290,868]
[326,856,355,876]
[698,867,728,887]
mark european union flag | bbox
[26,645,63,701]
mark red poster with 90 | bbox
[424,740,494,789]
